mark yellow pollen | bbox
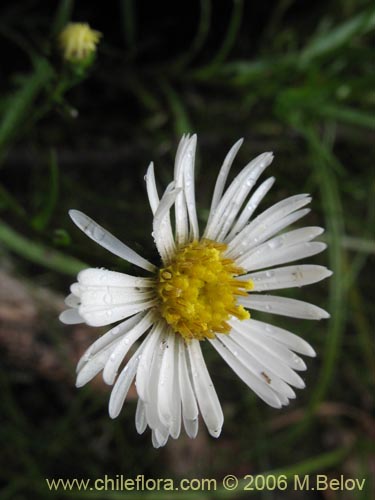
[156,240,253,341]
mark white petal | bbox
[145,162,159,214]
[226,177,275,240]
[59,308,84,324]
[77,313,145,373]
[239,294,330,320]
[108,342,144,418]
[210,337,283,408]
[205,152,274,241]
[79,298,157,327]
[135,399,147,434]
[78,268,154,288]
[239,241,327,272]
[227,194,311,257]
[136,323,164,401]
[157,332,175,426]
[153,187,180,263]
[230,207,312,263]
[178,338,199,438]
[174,138,189,246]
[227,329,305,388]
[64,293,80,307]
[222,333,297,398]
[183,135,199,241]
[79,287,154,307]
[187,340,223,438]
[69,210,156,272]
[169,338,182,439]
[245,318,316,357]
[229,318,307,371]
[102,310,154,385]
[247,265,333,291]
[76,342,120,387]
[144,329,168,430]
[207,138,243,225]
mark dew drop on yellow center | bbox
[156,239,253,341]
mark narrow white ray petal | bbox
[76,342,121,387]
[144,329,168,430]
[215,156,275,242]
[169,339,182,439]
[78,268,154,288]
[226,177,275,241]
[157,332,175,426]
[135,399,147,434]
[77,313,145,373]
[210,337,283,408]
[187,340,223,438]
[239,241,327,272]
[221,333,297,399]
[64,293,80,307]
[229,207,312,261]
[226,329,305,389]
[227,194,310,255]
[239,295,330,320]
[178,339,199,438]
[258,225,324,252]
[184,417,199,439]
[204,152,274,241]
[102,310,154,385]
[247,265,333,291]
[79,298,157,327]
[229,318,307,371]
[208,138,243,225]
[108,342,145,419]
[145,162,159,214]
[154,426,170,447]
[178,338,199,421]
[136,323,164,401]
[152,427,169,448]
[174,135,193,246]
[59,308,84,324]
[80,287,154,307]
[183,135,199,240]
[70,282,82,296]
[69,210,156,272]
[153,188,180,263]
[244,318,316,357]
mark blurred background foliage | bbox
[0,0,374,498]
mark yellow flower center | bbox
[59,23,101,62]
[157,240,253,341]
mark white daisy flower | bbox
[60,134,332,448]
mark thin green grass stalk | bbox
[32,149,60,231]
[0,57,54,160]
[0,221,86,275]
[191,0,243,79]
[159,79,192,136]
[51,0,75,38]
[120,0,137,52]
[300,8,375,65]
[0,183,27,217]
[304,125,346,410]
[170,0,212,71]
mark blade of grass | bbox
[0,57,54,161]
[0,221,86,275]
[300,8,375,65]
[32,149,59,231]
